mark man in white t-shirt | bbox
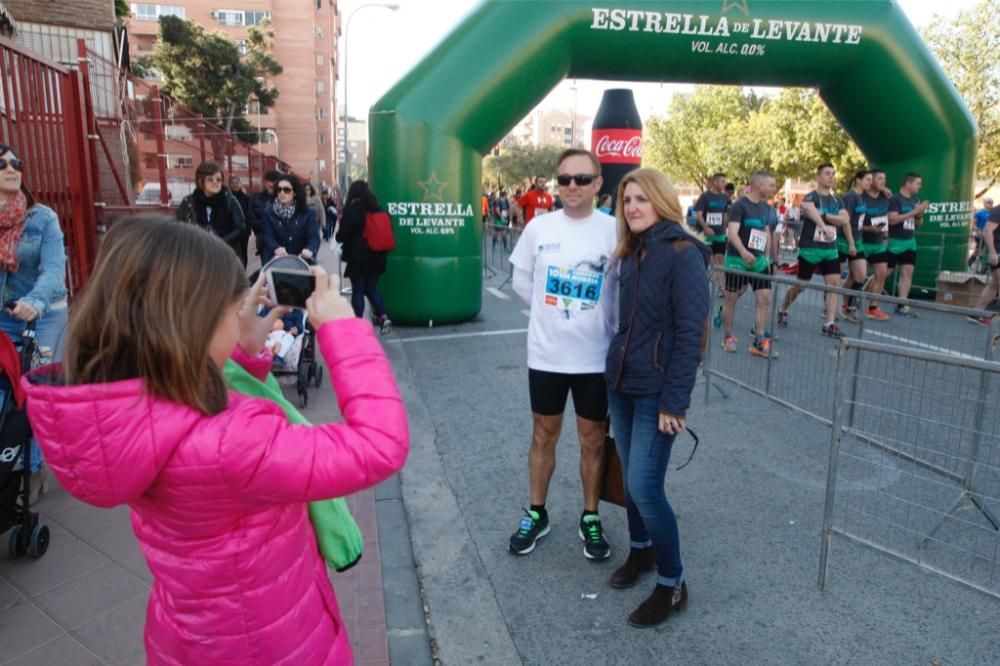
[507,149,619,560]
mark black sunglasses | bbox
[0,158,23,172]
[275,186,294,194]
[556,173,595,187]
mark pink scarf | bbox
[0,190,27,273]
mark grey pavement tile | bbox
[48,504,131,537]
[116,552,152,585]
[5,633,106,666]
[0,577,23,611]
[81,520,143,565]
[31,483,79,515]
[0,599,65,661]
[0,537,109,598]
[72,593,147,666]
[33,563,148,630]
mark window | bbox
[316,106,325,120]
[245,99,266,115]
[131,4,185,21]
[316,54,324,66]
[319,159,327,172]
[166,154,194,169]
[316,80,325,93]
[215,10,269,26]
[260,129,277,144]
[318,133,325,145]
[235,39,247,56]
[316,26,324,38]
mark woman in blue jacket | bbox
[0,143,68,492]
[604,167,710,628]
[260,174,320,265]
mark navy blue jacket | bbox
[259,207,320,265]
[605,221,711,417]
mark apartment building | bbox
[128,1,340,187]
[4,0,117,64]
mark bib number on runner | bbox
[856,213,865,231]
[707,212,724,229]
[748,228,768,252]
[545,266,604,311]
[903,217,916,231]
[871,215,888,229]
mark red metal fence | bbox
[0,36,96,294]
[0,34,295,294]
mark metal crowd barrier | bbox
[702,266,999,425]
[482,222,521,288]
[819,338,1000,599]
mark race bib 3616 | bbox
[545,265,604,311]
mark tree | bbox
[482,144,564,191]
[138,15,282,150]
[922,0,1000,196]
[115,0,130,19]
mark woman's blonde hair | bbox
[64,215,248,415]
[613,168,694,258]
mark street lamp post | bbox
[342,2,399,188]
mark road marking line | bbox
[486,287,510,300]
[386,328,528,344]
[521,309,531,318]
[864,330,979,360]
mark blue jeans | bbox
[607,388,684,586]
[349,268,387,319]
[0,305,68,473]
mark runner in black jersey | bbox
[887,172,928,316]
[695,173,730,295]
[777,163,851,338]
[861,169,893,321]
[969,204,1000,325]
[838,170,872,323]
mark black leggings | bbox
[349,268,387,318]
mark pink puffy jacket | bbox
[23,319,409,665]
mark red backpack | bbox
[363,211,396,252]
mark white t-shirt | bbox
[509,209,618,373]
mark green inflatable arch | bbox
[370,0,976,325]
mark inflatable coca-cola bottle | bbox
[591,89,643,201]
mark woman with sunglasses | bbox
[604,168,710,628]
[260,174,320,265]
[176,161,245,259]
[0,143,68,495]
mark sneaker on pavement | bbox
[777,310,789,328]
[838,306,861,324]
[866,307,890,321]
[579,514,611,560]
[722,335,737,353]
[378,315,393,335]
[967,315,993,326]
[712,303,723,329]
[822,322,845,338]
[894,305,916,317]
[509,509,550,555]
[749,336,776,359]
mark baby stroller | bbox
[258,256,324,409]
[0,315,50,559]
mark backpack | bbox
[363,210,396,252]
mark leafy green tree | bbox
[115,0,130,18]
[922,0,1000,196]
[138,15,282,148]
[483,144,564,191]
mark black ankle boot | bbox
[628,582,688,628]
[608,547,656,589]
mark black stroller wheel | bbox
[314,366,324,388]
[29,524,49,558]
[8,525,26,559]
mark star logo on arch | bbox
[418,171,449,202]
[721,0,750,16]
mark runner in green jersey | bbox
[838,170,872,324]
[887,172,928,316]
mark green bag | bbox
[223,360,364,572]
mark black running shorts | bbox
[888,249,917,268]
[528,369,607,422]
[725,270,771,293]
[797,257,841,279]
[711,240,727,256]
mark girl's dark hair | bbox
[275,174,307,214]
[64,215,248,415]
[0,143,36,208]
[346,179,379,213]
[305,182,315,197]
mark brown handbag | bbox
[601,426,626,507]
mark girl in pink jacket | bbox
[23,216,409,665]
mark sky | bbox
[337,0,980,127]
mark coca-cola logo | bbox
[592,130,643,164]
